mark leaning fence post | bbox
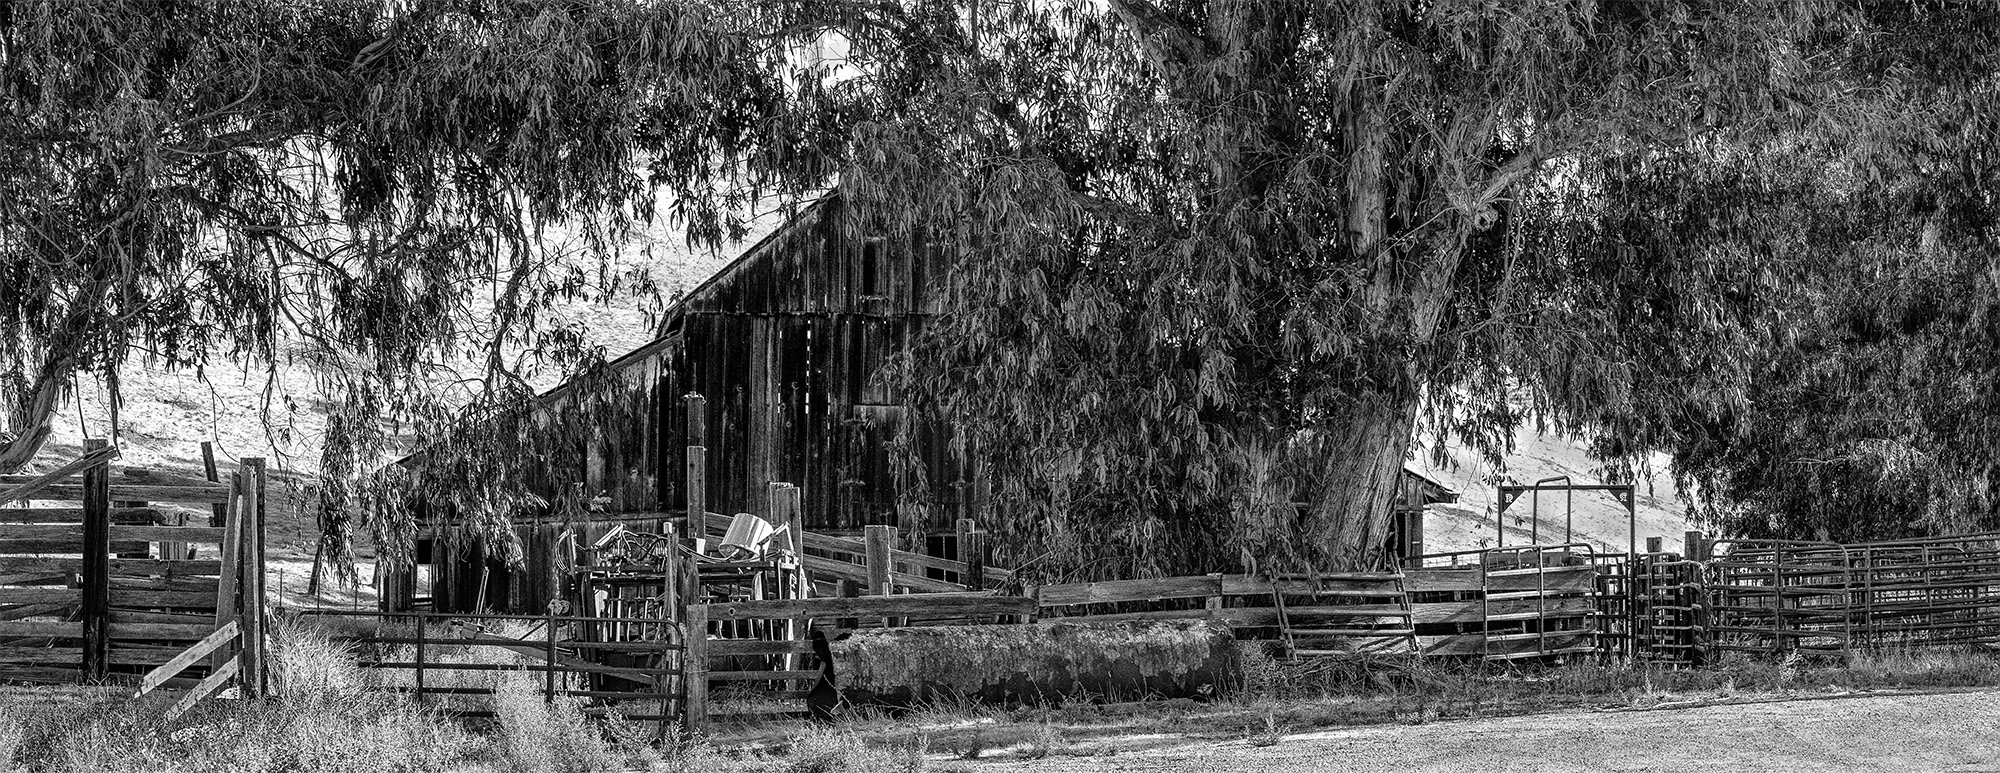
[683,604,709,737]
[81,438,111,682]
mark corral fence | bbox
[294,608,686,726]
[288,529,2000,734]
[1701,532,2000,654]
[1,440,270,718]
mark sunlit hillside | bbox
[1411,432,1694,557]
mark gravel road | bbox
[989,689,2000,772]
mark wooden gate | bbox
[0,441,266,691]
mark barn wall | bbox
[547,195,967,534]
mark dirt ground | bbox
[984,689,2000,773]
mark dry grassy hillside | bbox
[1411,433,1693,556]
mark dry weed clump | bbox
[492,673,619,773]
[0,616,659,773]
[0,705,22,773]
[784,729,927,773]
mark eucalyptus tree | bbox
[9,0,1990,582]
[827,1,1998,575]
[1643,6,2000,543]
[0,0,850,569]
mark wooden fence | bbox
[0,442,266,696]
[1034,557,1600,661]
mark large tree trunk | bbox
[0,367,65,474]
[1296,392,1423,571]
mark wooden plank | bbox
[707,669,822,682]
[1036,575,1224,606]
[1403,569,1485,593]
[213,474,242,674]
[0,524,83,539]
[108,621,219,640]
[802,531,869,556]
[0,646,83,665]
[0,557,221,576]
[134,620,238,697]
[0,588,79,605]
[112,590,220,608]
[110,526,228,543]
[706,639,816,657]
[0,507,166,524]
[31,483,232,504]
[0,603,70,622]
[1042,608,1218,624]
[1408,597,1597,625]
[1402,566,1598,594]
[0,572,65,584]
[1219,575,1275,596]
[0,539,148,553]
[0,523,212,543]
[704,593,1035,621]
[802,555,967,592]
[165,657,239,721]
[0,620,81,638]
[0,664,84,684]
[0,444,115,504]
[112,609,218,625]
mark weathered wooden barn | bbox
[396,194,1457,612]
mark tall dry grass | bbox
[0,615,678,773]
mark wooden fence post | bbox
[414,612,427,704]
[684,393,706,538]
[211,473,243,673]
[238,458,266,698]
[201,442,227,527]
[956,518,984,590]
[1683,530,1710,665]
[683,604,709,737]
[686,448,707,539]
[1645,536,1663,555]
[545,606,558,702]
[837,579,860,629]
[865,525,896,628]
[864,525,895,597]
[81,438,110,682]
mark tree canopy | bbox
[6,0,1999,580]
[0,0,853,568]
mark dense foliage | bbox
[1652,6,2000,542]
[838,0,1909,574]
[6,1,1998,580]
[0,0,848,569]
